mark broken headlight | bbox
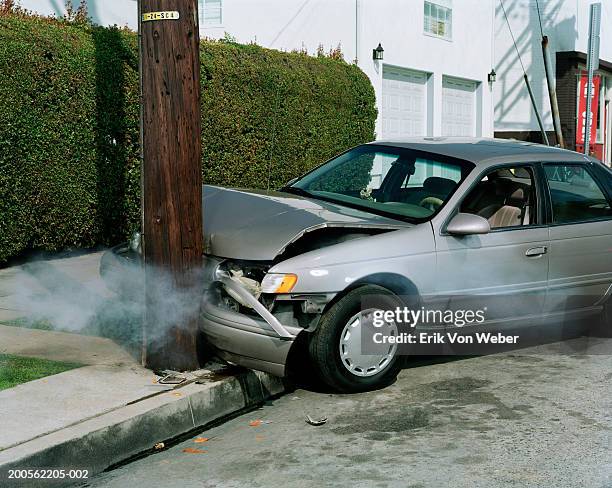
[261,273,298,294]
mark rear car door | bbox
[542,162,612,314]
[434,163,550,325]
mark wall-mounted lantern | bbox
[372,43,384,61]
[488,69,497,83]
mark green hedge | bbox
[0,14,376,262]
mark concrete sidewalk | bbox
[0,359,286,486]
[0,252,289,485]
[0,324,135,365]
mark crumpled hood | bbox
[202,185,410,261]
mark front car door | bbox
[541,161,612,318]
[432,162,550,328]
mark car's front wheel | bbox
[308,285,404,392]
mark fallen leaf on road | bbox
[194,437,209,443]
[182,448,207,454]
[249,420,262,427]
[172,392,182,397]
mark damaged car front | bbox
[199,183,410,379]
[197,143,472,391]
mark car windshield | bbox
[287,145,472,222]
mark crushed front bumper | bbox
[200,257,302,377]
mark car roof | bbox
[369,137,594,166]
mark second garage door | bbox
[382,67,428,138]
[442,77,477,137]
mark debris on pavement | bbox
[158,372,187,385]
[153,369,184,380]
[182,448,207,454]
[154,442,165,450]
[194,437,209,443]
[305,415,327,426]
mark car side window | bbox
[543,164,612,224]
[460,166,537,229]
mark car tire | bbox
[308,285,404,393]
[589,299,612,337]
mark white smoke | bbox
[10,253,205,366]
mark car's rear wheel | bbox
[308,285,404,392]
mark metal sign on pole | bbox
[584,2,601,155]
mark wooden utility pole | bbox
[138,0,203,370]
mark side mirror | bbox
[285,177,298,186]
[446,213,490,236]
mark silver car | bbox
[106,138,612,392]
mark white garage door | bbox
[442,77,477,136]
[382,67,427,138]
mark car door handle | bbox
[525,246,548,257]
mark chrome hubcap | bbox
[338,309,398,377]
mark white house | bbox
[195,0,496,140]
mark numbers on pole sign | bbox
[142,11,180,22]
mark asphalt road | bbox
[84,336,612,488]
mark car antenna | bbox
[266,78,283,191]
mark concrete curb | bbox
[0,369,289,486]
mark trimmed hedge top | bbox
[0,13,376,262]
